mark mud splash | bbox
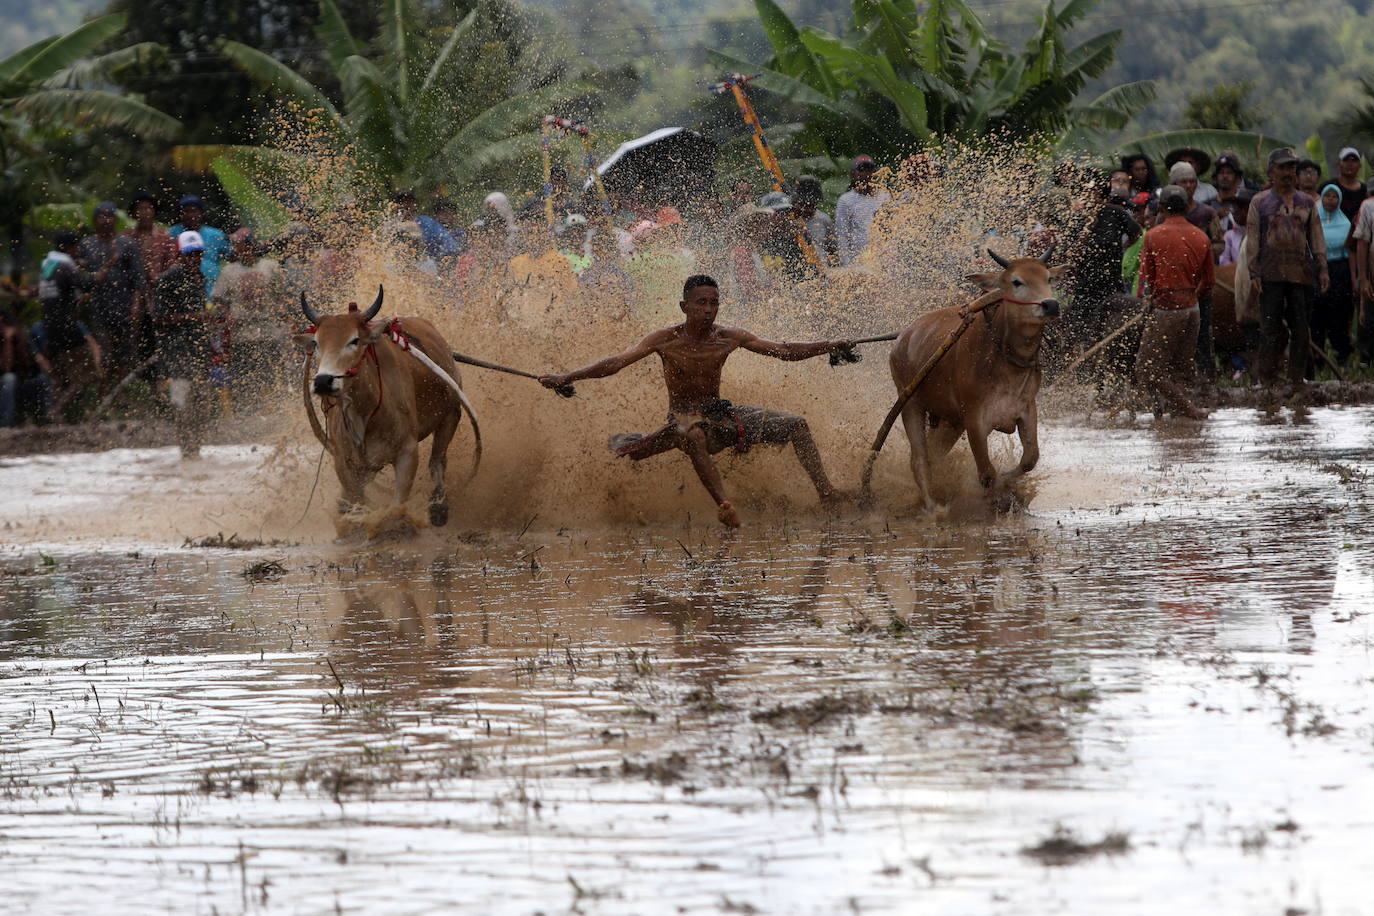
[2,407,1371,914]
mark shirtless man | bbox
[539,274,851,527]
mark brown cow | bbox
[301,286,479,530]
[889,249,1065,510]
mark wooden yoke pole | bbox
[858,290,1004,503]
[710,73,823,273]
[540,118,555,230]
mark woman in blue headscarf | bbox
[1311,183,1354,368]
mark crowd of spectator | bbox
[4,144,1371,445]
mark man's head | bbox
[230,227,256,263]
[680,274,720,324]
[130,190,158,228]
[1159,185,1189,216]
[1267,147,1299,191]
[1231,187,1254,226]
[1166,147,1211,180]
[53,230,79,255]
[1214,151,1243,193]
[1121,154,1153,189]
[177,229,206,267]
[1167,162,1197,202]
[92,201,119,236]
[391,188,418,221]
[178,195,205,230]
[731,179,755,206]
[852,155,877,192]
[794,176,822,217]
[1338,147,1362,181]
[1296,159,1321,193]
[433,197,458,229]
[1108,169,1131,200]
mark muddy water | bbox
[2,408,1372,915]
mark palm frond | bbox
[12,89,181,138]
[316,0,361,72]
[419,9,477,100]
[1,14,127,86]
[217,39,341,124]
[40,43,165,90]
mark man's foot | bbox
[820,490,852,509]
[716,500,741,528]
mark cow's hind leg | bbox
[899,400,937,511]
[426,410,460,527]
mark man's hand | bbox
[539,374,567,390]
[1251,279,1262,298]
[828,339,854,352]
[1319,273,1330,295]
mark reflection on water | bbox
[1,408,1372,915]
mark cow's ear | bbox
[365,320,388,342]
[290,333,317,352]
[1046,264,1070,281]
[965,272,1001,291]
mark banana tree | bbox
[185,0,594,220]
[710,0,1154,169]
[0,14,179,271]
[1114,129,1294,175]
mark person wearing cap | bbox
[1165,160,1222,375]
[1310,183,1355,369]
[1165,148,1218,206]
[153,231,216,458]
[38,231,103,417]
[169,195,230,296]
[835,155,890,266]
[1246,147,1329,389]
[1135,185,1214,419]
[78,201,145,386]
[1212,151,1256,229]
[1334,147,1367,224]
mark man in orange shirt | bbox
[1136,185,1215,419]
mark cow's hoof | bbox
[429,503,449,527]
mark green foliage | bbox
[712,0,1154,168]
[0,14,179,270]
[194,0,594,219]
[1181,82,1263,132]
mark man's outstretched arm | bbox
[736,329,852,361]
[540,331,666,389]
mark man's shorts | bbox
[609,399,800,461]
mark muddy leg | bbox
[427,410,459,527]
[1009,403,1040,479]
[393,441,419,509]
[899,400,936,511]
[964,419,999,491]
[680,425,738,526]
[784,416,839,501]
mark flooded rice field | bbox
[2,407,1372,915]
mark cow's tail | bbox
[457,387,483,484]
[404,343,483,484]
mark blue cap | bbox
[178,194,204,209]
[93,201,118,217]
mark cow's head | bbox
[300,286,385,397]
[966,248,1066,322]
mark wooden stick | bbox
[858,291,1002,503]
[1309,339,1344,381]
[1045,303,1152,388]
[89,352,159,421]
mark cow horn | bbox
[987,248,1011,269]
[362,285,384,322]
[300,291,321,325]
[1039,244,1054,264]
